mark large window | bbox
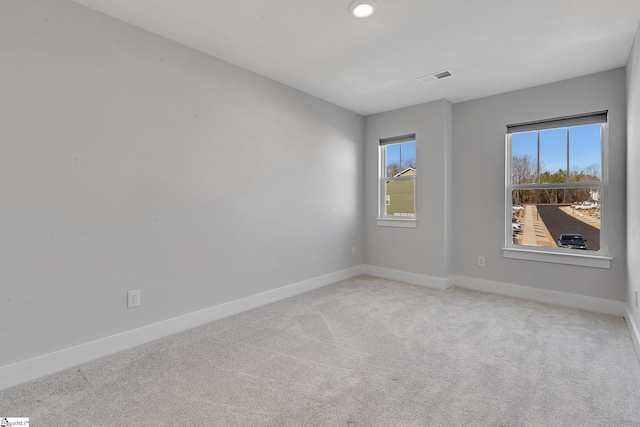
[505,112,608,265]
[379,134,416,223]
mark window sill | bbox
[502,247,611,269]
[377,218,417,228]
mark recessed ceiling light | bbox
[350,1,377,18]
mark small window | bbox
[506,112,607,259]
[379,134,416,221]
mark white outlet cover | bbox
[127,290,141,308]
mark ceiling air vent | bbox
[416,69,454,84]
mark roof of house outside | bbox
[394,167,416,177]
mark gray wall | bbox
[0,0,364,367]
[626,25,640,330]
[363,100,454,279]
[453,69,627,301]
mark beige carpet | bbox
[2,275,640,426]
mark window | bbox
[378,134,416,227]
[505,111,610,268]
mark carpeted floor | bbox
[2,275,640,426]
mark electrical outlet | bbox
[127,290,140,308]
[352,247,357,257]
[477,256,485,267]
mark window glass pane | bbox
[511,190,600,251]
[539,128,567,183]
[511,131,538,184]
[385,144,400,177]
[384,141,416,177]
[400,141,416,172]
[569,124,602,182]
[385,179,415,216]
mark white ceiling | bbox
[72,0,640,116]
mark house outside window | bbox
[378,134,416,227]
[504,111,610,267]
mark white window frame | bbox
[503,111,611,268]
[377,134,417,228]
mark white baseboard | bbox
[452,275,626,317]
[626,309,640,360]
[363,264,451,290]
[0,265,363,391]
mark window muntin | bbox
[506,113,606,255]
[379,135,416,218]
